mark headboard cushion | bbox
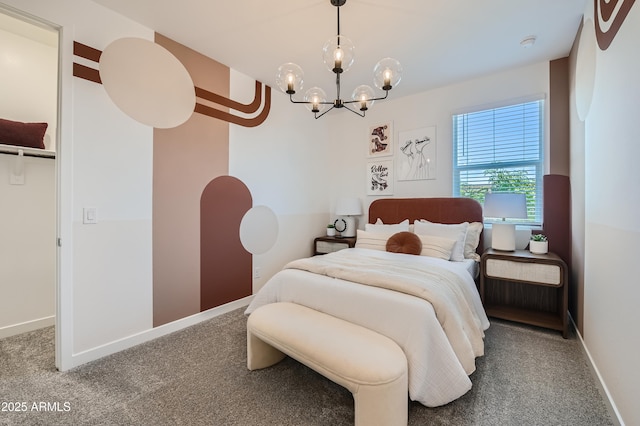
[369,197,484,255]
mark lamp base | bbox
[340,216,358,238]
[491,223,516,251]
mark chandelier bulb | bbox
[276,62,304,95]
[352,84,375,111]
[323,36,354,73]
[286,74,294,93]
[304,87,328,114]
[334,48,343,72]
[374,58,403,91]
[383,70,392,90]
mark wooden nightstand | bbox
[313,235,357,255]
[480,249,568,338]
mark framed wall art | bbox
[397,126,436,181]
[367,160,393,195]
[367,121,393,157]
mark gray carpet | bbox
[0,308,613,426]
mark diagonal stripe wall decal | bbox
[594,0,636,50]
[72,40,271,127]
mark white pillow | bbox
[416,234,456,260]
[355,229,393,251]
[413,220,469,261]
[464,222,483,262]
[365,218,410,233]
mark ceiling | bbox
[91,0,586,101]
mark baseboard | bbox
[0,315,55,339]
[65,296,254,371]
[570,315,624,426]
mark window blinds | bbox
[453,99,544,224]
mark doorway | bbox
[0,8,59,353]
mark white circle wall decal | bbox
[99,38,195,128]
[575,19,597,121]
[240,206,279,255]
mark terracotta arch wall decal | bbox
[72,41,271,127]
[200,176,252,311]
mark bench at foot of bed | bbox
[247,302,408,426]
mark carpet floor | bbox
[0,308,613,425]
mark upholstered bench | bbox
[247,302,408,426]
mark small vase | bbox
[326,228,336,237]
[529,240,548,254]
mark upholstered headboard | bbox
[369,197,484,255]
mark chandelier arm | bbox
[342,103,366,117]
[336,3,341,38]
[341,90,390,107]
[288,94,334,106]
[314,105,337,119]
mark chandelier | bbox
[276,0,403,119]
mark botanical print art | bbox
[368,122,393,157]
[397,126,436,181]
[367,160,393,195]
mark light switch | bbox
[83,207,98,224]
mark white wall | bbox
[0,155,56,337]
[229,70,332,292]
[327,61,550,220]
[0,15,58,150]
[0,9,58,338]
[1,0,155,369]
[572,3,640,425]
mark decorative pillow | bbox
[413,220,469,261]
[0,118,48,149]
[464,222,483,262]
[355,229,393,251]
[365,218,410,233]
[416,234,457,260]
[385,231,422,255]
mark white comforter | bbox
[245,248,490,407]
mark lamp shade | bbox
[304,87,328,113]
[352,85,376,110]
[322,35,355,73]
[484,192,527,251]
[276,62,304,94]
[373,57,403,91]
[335,197,362,216]
[483,192,527,220]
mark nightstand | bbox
[313,235,357,255]
[480,249,568,338]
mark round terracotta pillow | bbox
[386,231,422,255]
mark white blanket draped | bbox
[246,248,490,406]
[284,249,486,374]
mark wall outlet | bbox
[253,267,261,279]
[9,173,24,185]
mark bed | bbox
[245,197,489,407]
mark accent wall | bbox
[1,0,331,372]
[570,1,639,425]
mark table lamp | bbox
[484,192,527,251]
[334,197,362,238]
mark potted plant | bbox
[326,224,336,237]
[529,234,548,254]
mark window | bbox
[453,99,544,224]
